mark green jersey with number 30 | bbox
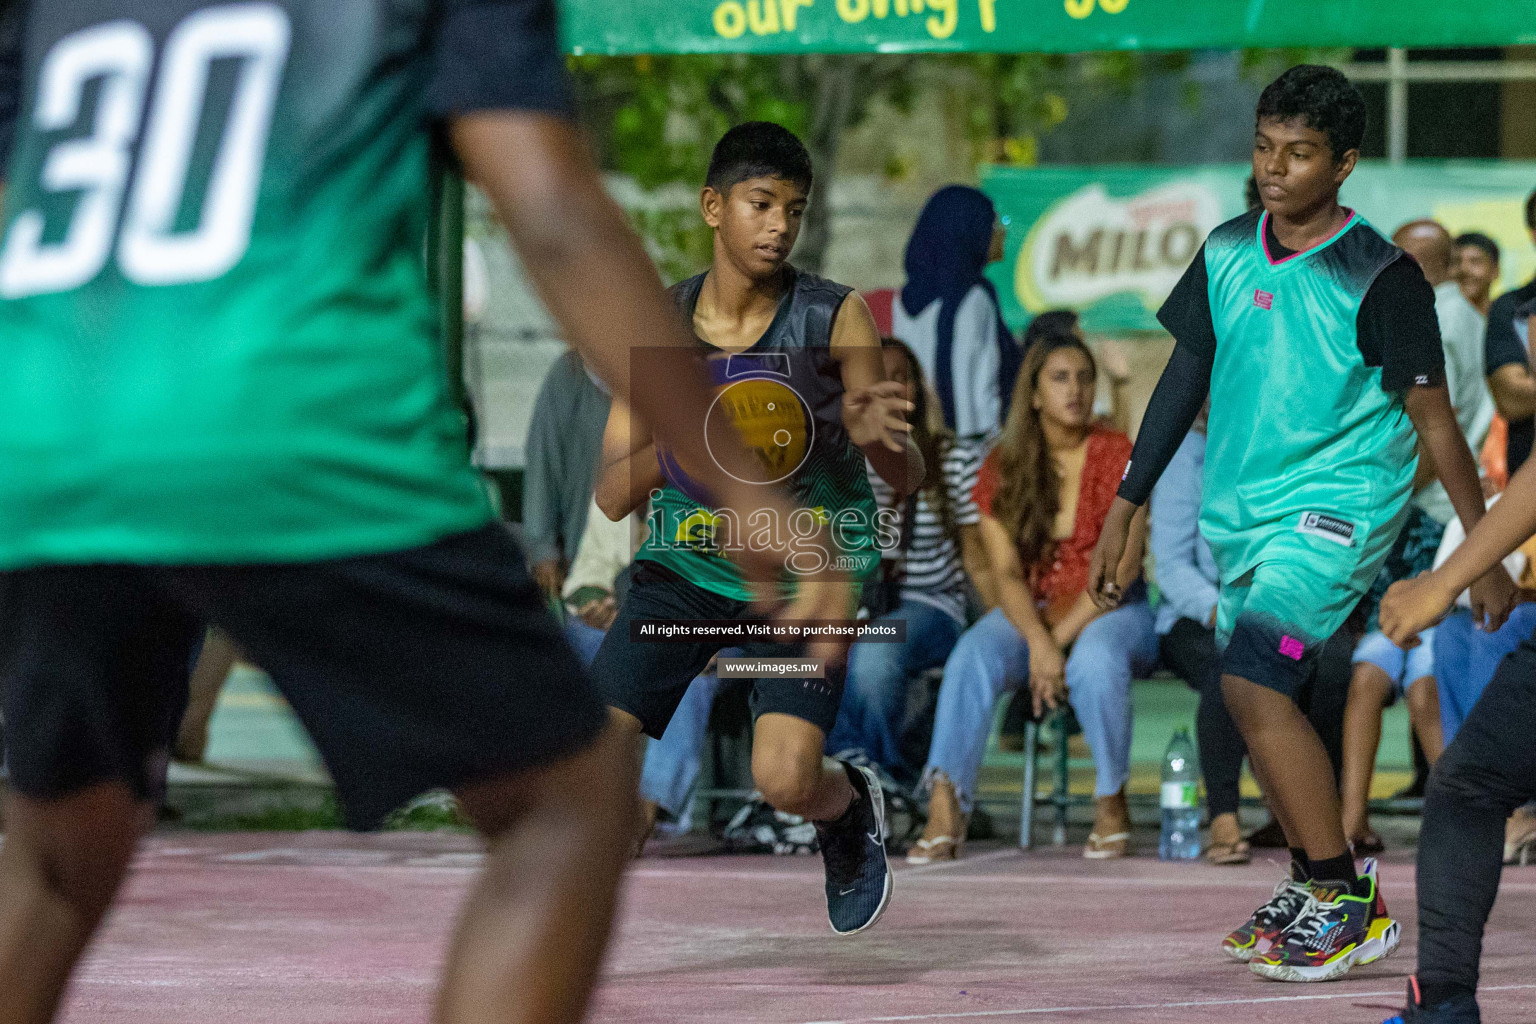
[0,1,540,567]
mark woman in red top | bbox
[909,334,1154,862]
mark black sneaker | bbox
[814,761,893,935]
[1384,976,1481,1023]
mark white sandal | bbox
[906,835,961,864]
[1083,831,1130,860]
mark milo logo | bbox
[1015,181,1223,314]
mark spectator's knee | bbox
[1348,664,1393,707]
[1406,677,1438,717]
[1066,650,1128,704]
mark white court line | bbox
[626,866,1536,894]
[799,983,1536,1024]
[900,847,1021,876]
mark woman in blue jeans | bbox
[911,335,1153,863]
[825,339,985,782]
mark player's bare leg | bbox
[1223,673,1347,861]
[0,784,147,1024]
[437,720,635,1024]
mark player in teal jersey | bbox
[592,123,923,936]
[1090,66,1517,983]
[0,4,846,1023]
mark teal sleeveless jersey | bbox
[638,269,880,601]
[1200,210,1418,593]
[0,1,491,568]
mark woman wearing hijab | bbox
[894,186,1022,477]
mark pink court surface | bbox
[46,832,1536,1024]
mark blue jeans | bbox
[639,671,724,821]
[922,602,1158,809]
[824,600,964,776]
[1433,604,1536,743]
[566,617,725,820]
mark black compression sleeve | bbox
[1116,343,1212,506]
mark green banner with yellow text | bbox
[981,161,1536,333]
[562,0,1536,56]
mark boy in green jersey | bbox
[1091,66,1517,983]
[593,123,924,936]
[0,4,841,1023]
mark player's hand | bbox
[1029,640,1068,718]
[1088,498,1137,610]
[1469,563,1518,633]
[1379,572,1457,649]
[577,593,618,631]
[532,559,565,602]
[843,380,913,453]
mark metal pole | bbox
[1387,47,1409,165]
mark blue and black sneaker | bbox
[815,761,893,935]
[1383,976,1481,1023]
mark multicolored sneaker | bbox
[1251,857,1400,982]
[1382,976,1481,1023]
[1222,869,1313,962]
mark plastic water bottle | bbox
[1159,727,1202,861]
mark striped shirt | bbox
[869,443,983,624]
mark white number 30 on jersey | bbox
[0,4,291,298]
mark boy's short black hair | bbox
[1455,231,1500,264]
[1255,65,1367,161]
[705,122,813,195]
[1525,188,1536,232]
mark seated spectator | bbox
[1338,219,1496,853]
[1150,402,1249,865]
[909,336,1154,863]
[523,349,613,607]
[1339,627,1441,854]
[1429,500,1536,864]
[825,339,984,783]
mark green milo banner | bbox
[982,161,1536,334]
[561,0,1536,56]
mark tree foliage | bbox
[570,53,1066,276]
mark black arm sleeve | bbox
[1356,255,1445,392]
[426,0,575,121]
[1117,343,1212,506]
[1117,244,1218,506]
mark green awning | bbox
[563,0,1536,55]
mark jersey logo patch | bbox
[1253,289,1274,310]
[1296,511,1356,547]
[1278,635,1306,661]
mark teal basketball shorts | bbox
[1215,558,1369,697]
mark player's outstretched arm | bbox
[1381,445,1536,646]
[831,294,924,495]
[1405,384,1516,632]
